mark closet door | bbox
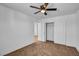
[46,22,54,41]
[66,16,76,47]
[54,19,66,45]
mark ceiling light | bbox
[41,10,45,13]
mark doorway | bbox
[46,22,54,42]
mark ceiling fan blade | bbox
[30,6,40,9]
[34,11,41,14]
[47,8,57,11]
[44,12,47,15]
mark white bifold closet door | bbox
[46,22,54,41]
[54,19,66,45]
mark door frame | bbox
[45,22,54,42]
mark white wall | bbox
[34,22,38,35]
[76,11,79,51]
[0,5,35,55]
[40,12,79,51]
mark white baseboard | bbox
[54,42,79,52]
[2,41,34,56]
[38,39,46,42]
[76,47,79,52]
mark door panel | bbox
[54,19,65,45]
[46,22,54,41]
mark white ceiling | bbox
[0,3,79,20]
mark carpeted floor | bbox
[5,41,79,56]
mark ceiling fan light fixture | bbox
[30,3,57,15]
[41,10,45,13]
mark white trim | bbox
[2,41,34,56]
[76,47,79,52]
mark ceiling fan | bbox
[30,3,57,15]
